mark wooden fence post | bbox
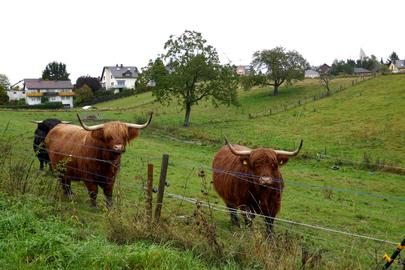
[146,163,153,222]
[155,154,169,223]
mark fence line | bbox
[248,76,376,119]
[165,191,397,245]
[5,144,405,203]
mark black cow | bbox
[32,119,69,170]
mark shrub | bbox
[74,84,94,105]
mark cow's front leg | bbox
[264,216,275,237]
[240,205,254,228]
[85,182,98,208]
[61,178,73,198]
[226,203,240,227]
[102,185,113,209]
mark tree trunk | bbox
[273,84,279,96]
[183,103,192,127]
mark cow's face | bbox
[91,123,140,154]
[225,139,303,186]
[241,148,286,186]
[77,113,153,156]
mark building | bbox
[19,79,74,108]
[388,60,405,73]
[353,67,372,76]
[101,64,139,91]
[318,64,331,74]
[305,69,320,78]
[236,65,253,76]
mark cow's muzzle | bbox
[259,176,273,185]
[113,144,125,153]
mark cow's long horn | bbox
[31,120,43,124]
[77,114,105,131]
[274,139,303,156]
[124,112,153,129]
[61,121,71,124]
[225,137,251,156]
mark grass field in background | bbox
[0,75,404,269]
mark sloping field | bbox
[0,75,404,269]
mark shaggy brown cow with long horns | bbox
[212,138,303,234]
[45,113,153,208]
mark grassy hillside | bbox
[0,75,404,269]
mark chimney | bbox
[116,64,118,67]
[120,64,123,68]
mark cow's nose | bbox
[259,176,273,185]
[113,144,124,153]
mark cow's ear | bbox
[91,129,105,141]
[277,154,290,166]
[128,127,139,141]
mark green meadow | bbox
[0,75,404,269]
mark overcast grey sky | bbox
[1,0,404,84]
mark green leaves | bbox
[250,47,307,95]
[42,62,70,80]
[140,30,239,126]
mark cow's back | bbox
[45,124,89,170]
[212,145,252,207]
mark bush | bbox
[0,85,9,104]
[79,88,136,106]
[0,102,64,109]
[74,84,94,105]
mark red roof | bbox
[24,79,73,89]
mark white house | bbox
[100,64,139,91]
[22,79,74,108]
[7,89,26,101]
[236,65,253,76]
[388,60,405,73]
[305,69,320,78]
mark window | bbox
[110,75,112,79]
[111,82,114,86]
[117,80,125,86]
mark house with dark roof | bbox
[388,60,405,73]
[101,64,139,91]
[21,79,74,108]
[318,64,331,74]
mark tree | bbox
[141,30,239,127]
[42,61,70,80]
[249,47,307,95]
[74,84,94,105]
[0,84,9,104]
[75,76,102,92]
[389,52,399,63]
[319,72,333,94]
[0,74,10,89]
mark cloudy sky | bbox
[1,0,404,84]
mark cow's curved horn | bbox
[77,114,105,131]
[274,140,303,156]
[124,112,153,129]
[225,137,251,156]
[31,120,43,124]
[61,121,71,124]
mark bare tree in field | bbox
[319,72,333,95]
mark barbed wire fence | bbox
[1,129,404,269]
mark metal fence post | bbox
[155,154,169,223]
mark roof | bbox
[24,79,73,89]
[393,60,405,68]
[305,69,319,75]
[353,67,371,73]
[318,64,331,73]
[102,65,139,79]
